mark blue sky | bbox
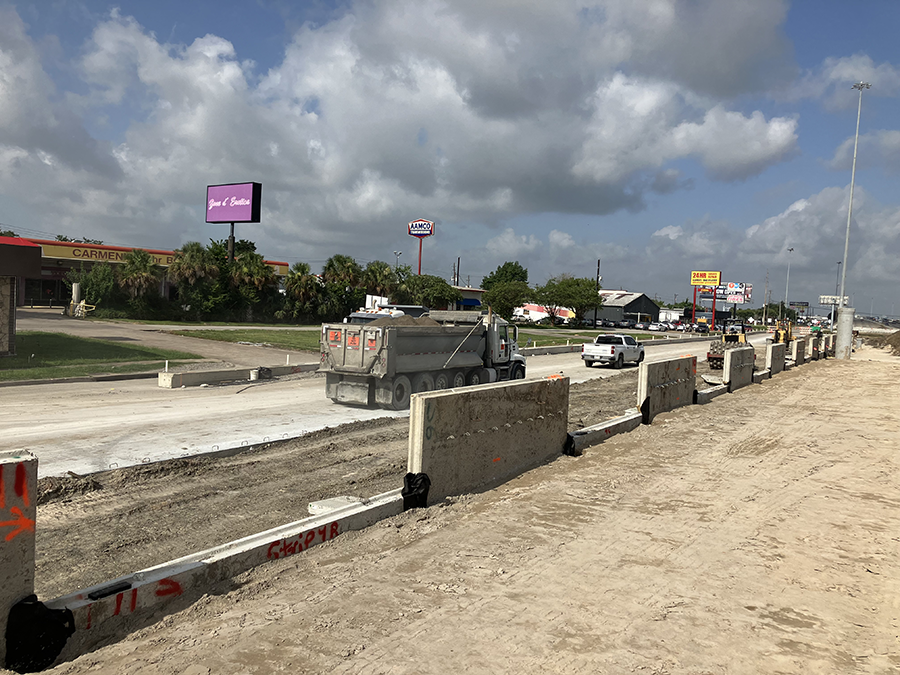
[2,0,900,315]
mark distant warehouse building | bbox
[587,291,660,324]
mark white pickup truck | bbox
[582,334,645,369]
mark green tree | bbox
[120,249,159,300]
[278,261,324,322]
[554,276,601,325]
[481,261,528,291]
[483,281,531,320]
[405,274,462,308]
[229,250,278,321]
[322,254,363,288]
[532,277,565,323]
[0,228,18,237]
[362,260,397,298]
[65,261,118,306]
[168,241,219,320]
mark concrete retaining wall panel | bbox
[791,338,806,365]
[724,347,755,392]
[766,342,786,375]
[158,363,318,388]
[567,410,642,453]
[46,489,403,664]
[0,451,37,666]
[0,277,13,356]
[637,356,696,424]
[408,377,569,504]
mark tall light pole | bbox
[831,261,841,328]
[393,250,402,271]
[781,247,794,321]
[837,81,870,359]
[594,258,602,328]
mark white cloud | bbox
[0,2,800,267]
[790,54,900,109]
[829,129,900,173]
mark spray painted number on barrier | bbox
[424,400,435,441]
[267,522,340,560]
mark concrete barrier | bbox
[0,451,37,667]
[752,369,770,384]
[408,377,569,504]
[44,488,403,665]
[158,363,318,388]
[766,342,786,376]
[566,410,642,454]
[696,384,728,404]
[791,338,806,366]
[637,355,696,424]
[724,346,755,393]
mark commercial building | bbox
[587,291,660,324]
[10,238,289,307]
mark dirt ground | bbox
[17,346,900,674]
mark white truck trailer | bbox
[320,310,526,410]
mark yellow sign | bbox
[38,242,175,266]
[690,270,721,286]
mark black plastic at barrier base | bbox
[401,473,431,510]
[5,594,74,673]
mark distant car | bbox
[617,319,636,328]
[665,322,677,330]
[648,322,666,331]
[694,323,710,334]
[601,319,616,328]
[634,321,651,330]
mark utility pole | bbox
[762,270,769,327]
[780,247,793,321]
[595,258,601,328]
[837,81,871,359]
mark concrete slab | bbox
[159,363,318,388]
[566,410,642,454]
[696,384,728,404]
[724,346,755,392]
[637,355,696,424]
[791,338,806,366]
[752,370,770,384]
[308,496,364,515]
[45,488,404,665]
[0,451,37,666]
[408,377,569,504]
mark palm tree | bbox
[120,249,159,299]
[230,250,277,321]
[168,242,218,287]
[363,260,397,298]
[322,254,362,288]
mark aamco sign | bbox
[408,219,435,238]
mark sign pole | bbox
[711,293,716,331]
[692,286,697,323]
[418,237,423,275]
[228,223,235,263]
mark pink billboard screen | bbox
[206,182,262,223]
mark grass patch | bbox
[0,332,202,381]
[169,329,322,352]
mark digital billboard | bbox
[206,182,262,223]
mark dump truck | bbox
[707,318,748,370]
[320,310,526,410]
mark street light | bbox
[781,247,794,321]
[831,261,841,327]
[836,81,870,359]
[393,250,402,271]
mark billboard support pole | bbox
[691,286,697,324]
[228,223,235,263]
[711,294,716,332]
[418,237,423,275]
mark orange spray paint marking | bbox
[0,465,4,509]
[0,507,35,541]
[156,578,183,597]
[114,593,123,616]
[130,588,138,612]
[15,463,29,507]
[493,457,502,463]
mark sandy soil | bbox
[16,347,899,674]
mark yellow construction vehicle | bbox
[772,320,793,345]
[706,318,748,369]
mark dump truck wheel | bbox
[388,375,411,410]
[434,372,450,390]
[412,373,435,394]
[511,364,526,379]
[467,368,488,386]
[451,371,466,388]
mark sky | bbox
[2,0,900,316]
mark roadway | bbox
[3,312,768,477]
